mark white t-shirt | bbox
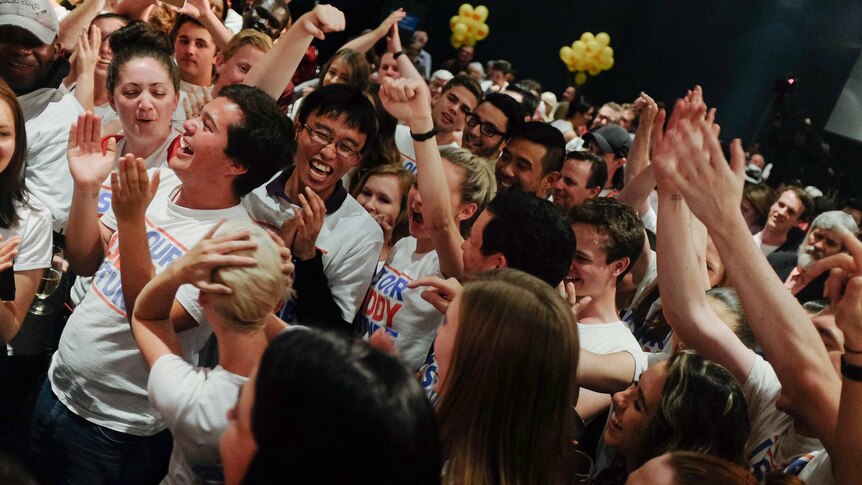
[148,353,247,485]
[753,232,780,257]
[578,320,648,375]
[357,237,444,370]
[69,132,181,306]
[244,170,383,323]
[49,168,252,435]
[3,195,54,355]
[791,450,832,484]
[550,119,573,134]
[224,9,243,34]
[394,124,459,175]
[743,354,823,480]
[19,87,85,233]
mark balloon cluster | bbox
[559,32,614,85]
[449,4,490,48]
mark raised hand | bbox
[183,85,212,119]
[378,77,433,128]
[67,112,115,189]
[386,14,404,53]
[829,227,862,352]
[297,4,345,40]
[0,235,21,273]
[170,220,258,294]
[70,26,101,80]
[110,154,160,223]
[631,92,658,133]
[408,276,463,314]
[291,187,326,261]
[661,116,746,229]
[173,0,211,19]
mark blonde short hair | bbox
[208,221,287,331]
[222,29,273,62]
[438,146,496,234]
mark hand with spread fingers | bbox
[168,221,259,294]
[67,112,116,191]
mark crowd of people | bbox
[0,0,861,483]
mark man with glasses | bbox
[244,84,383,332]
[462,92,523,160]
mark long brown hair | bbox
[0,78,29,228]
[437,269,579,484]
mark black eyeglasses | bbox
[465,112,507,138]
[302,124,361,160]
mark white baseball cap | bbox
[0,0,59,45]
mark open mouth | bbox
[411,210,424,225]
[608,412,622,432]
[309,160,333,180]
[179,136,194,157]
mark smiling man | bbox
[244,84,383,332]
[394,74,481,174]
[462,92,522,160]
[0,0,84,231]
[31,84,292,483]
[753,185,813,256]
[495,121,564,197]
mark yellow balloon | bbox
[580,32,595,44]
[575,72,588,86]
[474,5,489,22]
[454,30,466,42]
[586,40,600,55]
[600,46,613,62]
[458,3,473,17]
[588,65,601,76]
[464,37,477,46]
[560,46,574,63]
[450,15,461,31]
[572,57,585,71]
[604,57,614,70]
[451,34,462,49]
[571,40,586,57]
[475,23,489,40]
[454,22,468,35]
[596,32,610,47]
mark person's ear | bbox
[294,119,303,138]
[616,156,628,169]
[227,160,249,175]
[214,53,224,73]
[456,202,478,223]
[493,252,508,269]
[107,93,116,111]
[610,256,631,279]
[541,171,560,195]
[587,185,602,199]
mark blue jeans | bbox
[28,379,172,485]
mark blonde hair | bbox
[438,269,579,484]
[221,29,273,62]
[438,146,496,233]
[207,221,287,332]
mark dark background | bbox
[288,0,862,196]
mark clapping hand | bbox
[68,112,115,191]
[110,155,160,223]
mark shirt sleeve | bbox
[147,353,200,429]
[13,199,53,271]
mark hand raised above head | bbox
[378,77,433,127]
[300,4,346,40]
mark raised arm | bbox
[173,0,234,50]
[58,0,105,52]
[341,8,405,55]
[131,223,257,368]
[659,110,841,449]
[66,27,101,109]
[244,5,345,100]
[379,77,466,279]
[112,155,160,319]
[578,350,637,394]
[65,113,117,275]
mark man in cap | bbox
[583,123,631,196]
[0,0,84,231]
